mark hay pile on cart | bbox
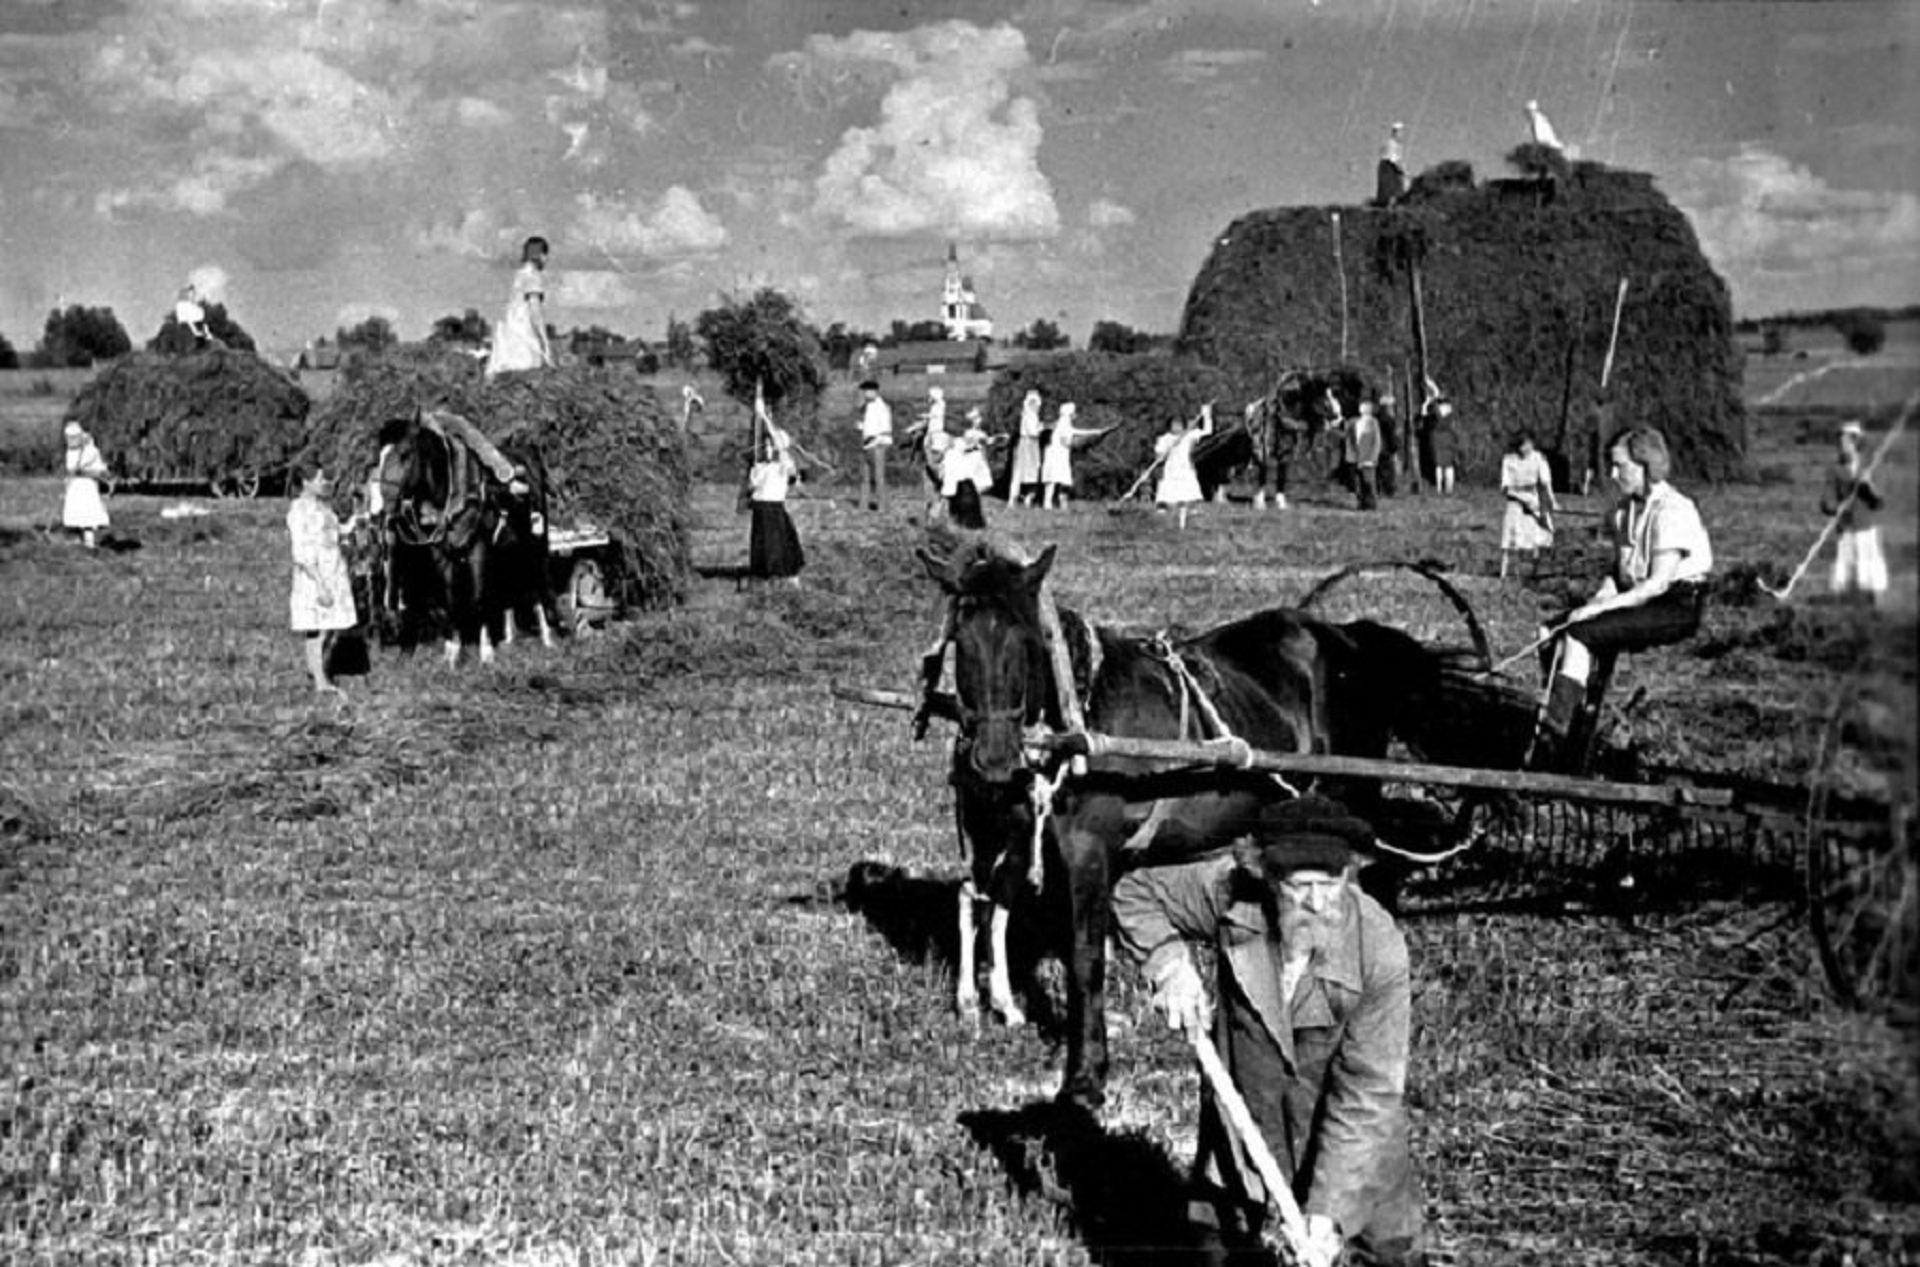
[64,348,310,496]
[303,354,691,614]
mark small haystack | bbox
[66,348,310,493]
[303,354,691,611]
[1178,160,1746,486]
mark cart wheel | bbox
[561,557,614,632]
[1806,684,1919,1013]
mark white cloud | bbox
[186,265,230,303]
[1086,198,1136,228]
[94,151,285,218]
[1672,144,1920,311]
[570,186,728,257]
[799,21,1059,240]
[555,269,638,310]
[416,208,511,260]
[456,96,512,127]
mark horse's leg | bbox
[443,635,460,668]
[986,902,1026,1027]
[955,880,980,1024]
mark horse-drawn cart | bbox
[837,558,1917,1018]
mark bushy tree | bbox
[1833,309,1886,356]
[428,309,490,346]
[337,315,398,352]
[1015,319,1069,351]
[36,304,132,367]
[693,288,826,409]
[663,314,697,370]
[1089,320,1149,355]
[0,333,18,370]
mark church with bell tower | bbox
[940,242,993,342]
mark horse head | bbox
[919,540,1058,784]
[375,413,457,531]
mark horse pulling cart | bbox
[839,558,1916,1019]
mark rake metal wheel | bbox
[1806,682,1919,1014]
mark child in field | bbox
[1499,430,1558,578]
[62,422,111,549]
[1822,419,1887,605]
[287,462,360,694]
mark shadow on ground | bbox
[959,1099,1224,1266]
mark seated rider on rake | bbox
[1528,425,1712,774]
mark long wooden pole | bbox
[1191,1032,1311,1260]
[1331,212,1350,364]
[1762,397,1915,602]
[1599,277,1629,390]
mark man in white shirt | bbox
[857,379,893,511]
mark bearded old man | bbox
[1114,796,1426,1267]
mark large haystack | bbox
[1177,161,1746,486]
[303,354,692,611]
[65,349,310,493]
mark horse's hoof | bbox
[993,1002,1028,1029]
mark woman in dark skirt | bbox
[747,423,805,584]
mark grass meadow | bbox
[2,355,1918,1264]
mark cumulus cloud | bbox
[1087,198,1136,228]
[94,151,285,218]
[416,208,512,260]
[1672,144,1920,310]
[186,264,230,303]
[798,21,1059,239]
[570,186,728,257]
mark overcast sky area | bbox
[1,0,1916,358]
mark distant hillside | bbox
[1176,159,1747,485]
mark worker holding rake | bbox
[1114,797,1427,1266]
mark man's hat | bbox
[859,379,880,391]
[1840,419,1864,438]
[1238,795,1376,879]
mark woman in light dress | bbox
[1499,429,1558,578]
[1010,390,1045,506]
[485,235,555,377]
[62,422,111,549]
[1041,402,1114,510]
[1154,403,1214,528]
[288,463,360,694]
[941,408,998,506]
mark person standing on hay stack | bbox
[857,379,893,511]
[1114,796,1427,1267]
[61,422,111,549]
[1822,419,1887,607]
[1529,425,1711,774]
[746,414,805,587]
[485,235,555,377]
[174,284,213,349]
[287,462,361,696]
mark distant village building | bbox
[941,242,994,342]
[874,339,998,376]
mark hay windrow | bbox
[302,356,692,610]
[63,349,311,490]
[1177,160,1747,486]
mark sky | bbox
[1,0,1917,360]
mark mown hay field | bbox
[2,374,1917,1264]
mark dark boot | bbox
[1526,675,1586,772]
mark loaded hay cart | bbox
[840,559,1917,1016]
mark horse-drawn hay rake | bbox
[841,560,1917,1017]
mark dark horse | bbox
[920,538,1529,1107]
[375,410,557,666]
[1201,368,1370,506]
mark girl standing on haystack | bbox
[287,462,359,695]
[485,235,555,377]
[62,422,110,549]
[1499,429,1558,578]
[1010,390,1046,506]
[747,414,805,586]
[1154,403,1213,528]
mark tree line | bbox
[0,297,1169,373]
